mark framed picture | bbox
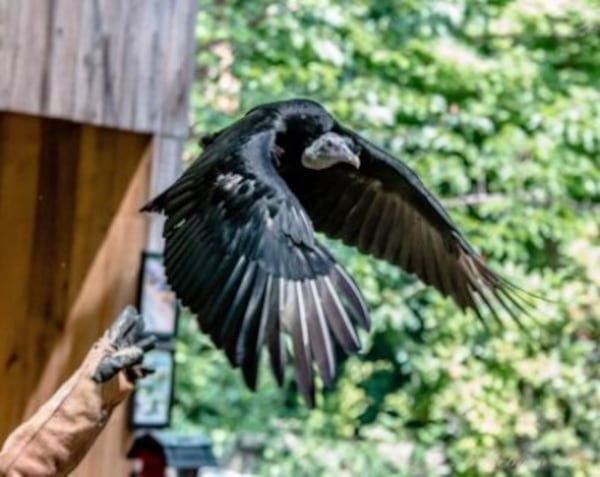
[137,252,179,337]
[130,347,175,428]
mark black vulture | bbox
[142,98,530,405]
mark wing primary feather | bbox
[307,280,336,386]
[470,300,490,330]
[267,278,286,386]
[495,280,541,329]
[164,192,211,232]
[500,276,550,306]
[443,253,475,310]
[164,217,208,270]
[173,246,221,312]
[236,267,267,354]
[164,218,201,268]
[295,282,310,353]
[397,209,417,273]
[422,230,443,293]
[257,275,275,351]
[371,196,395,257]
[320,179,363,236]
[340,188,376,244]
[278,277,289,327]
[186,253,237,325]
[414,220,429,284]
[318,277,360,353]
[331,265,370,329]
[164,205,197,233]
[382,200,401,260]
[166,222,215,286]
[162,188,197,212]
[218,261,258,360]
[357,191,383,252]
[292,281,315,406]
[462,254,533,328]
[237,267,269,389]
[165,227,227,319]
[477,287,504,328]
[492,287,528,332]
[268,321,285,386]
[438,255,461,306]
[495,277,540,317]
[202,255,247,334]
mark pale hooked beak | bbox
[301,132,361,170]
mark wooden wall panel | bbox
[0,112,151,476]
[0,113,42,431]
[0,0,197,137]
[26,120,81,352]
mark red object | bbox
[138,449,166,477]
[128,435,167,477]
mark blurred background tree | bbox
[173,0,600,475]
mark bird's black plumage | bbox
[143,98,530,405]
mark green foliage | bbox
[175,0,600,475]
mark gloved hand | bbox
[0,306,156,477]
[92,306,156,384]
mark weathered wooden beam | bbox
[146,135,183,252]
[0,0,197,138]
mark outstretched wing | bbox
[142,113,369,406]
[284,124,530,326]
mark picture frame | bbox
[137,252,179,338]
[130,346,175,428]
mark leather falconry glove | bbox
[0,306,156,477]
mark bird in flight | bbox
[143,98,530,406]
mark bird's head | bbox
[301,132,361,170]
